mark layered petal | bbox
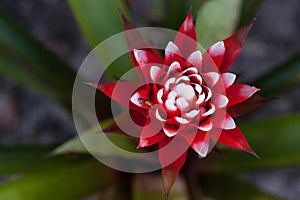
[138,127,165,148]
[226,84,260,107]
[133,49,163,81]
[185,50,202,69]
[206,41,225,69]
[190,131,210,157]
[164,41,184,66]
[130,87,151,109]
[221,72,236,89]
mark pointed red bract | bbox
[218,127,257,156]
[206,41,225,69]
[121,13,163,80]
[226,83,260,107]
[190,131,210,157]
[174,11,197,58]
[219,21,254,73]
[159,137,188,199]
[138,129,165,148]
[138,118,164,148]
[92,82,142,108]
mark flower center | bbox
[173,83,196,103]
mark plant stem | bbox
[182,151,207,200]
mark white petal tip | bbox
[150,66,161,81]
[165,41,179,54]
[208,41,225,57]
[163,127,178,137]
[187,50,203,67]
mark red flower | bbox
[93,11,263,198]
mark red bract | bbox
[93,11,262,199]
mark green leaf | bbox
[67,0,133,79]
[252,52,300,96]
[0,146,54,176]
[199,174,279,199]
[68,0,130,47]
[52,126,138,156]
[198,112,300,173]
[52,121,158,170]
[52,118,138,155]
[0,146,114,200]
[196,0,243,49]
[0,7,75,110]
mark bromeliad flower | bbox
[92,11,263,198]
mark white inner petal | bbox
[176,97,189,110]
[208,41,225,57]
[198,119,213,131]
[157,89,164,104]
[185,109,200,118]
[205,87,212,101]
[221,72,236,89]
[156,109,166,121]
[133,49,148,64]
[165,41,179,54]
[165,99,177,111]
[173,83,196,102]
[130,92,142,106]
[187,50,202,67]
[215,94,229,108]
[168,61,181,74]
[194,84,202,94]
[204,72,220,87]
[176,76,190,84]
[193,135,209,158]
[182,67,198,75]
[189,74,202,84]
[196,93,205,104]
[167,91,177,103]
[223,114,236,130]
[202,104,215,116]
[165,78,176,90]
[163,127,178,137]
[175,117,190,124]
[150,66,161,81]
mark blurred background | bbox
[0,0,299,199]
